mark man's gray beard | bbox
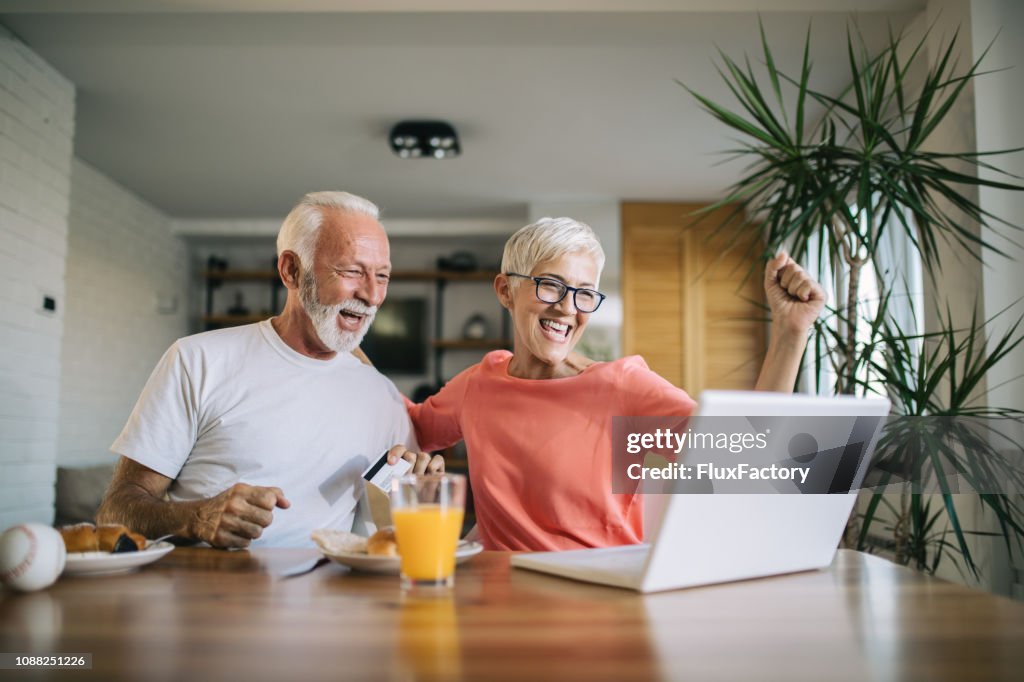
[299,269,376,354]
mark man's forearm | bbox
[96,482,203,540]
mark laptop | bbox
[511,390,891,593]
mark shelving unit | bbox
[433,339,508,350]
[425,269,510,386]
[201,269,511,379]
[202,269,282,329]
[202,314,269,326]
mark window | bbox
[802,207,923,396]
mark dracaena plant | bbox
[854,303,1024,577]
[684,20,1024,578]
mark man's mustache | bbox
[336,300,378,317]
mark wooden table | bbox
[1,548,1023,681]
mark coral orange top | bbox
[407,351,696,551]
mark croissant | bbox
[366,527,399,557]
[59,523,99,553]
[96,525,147,553]
[59,523,148,553]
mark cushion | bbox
[55,463,116,527]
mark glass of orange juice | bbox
[391,473,466,589]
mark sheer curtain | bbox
[798,208,923,396]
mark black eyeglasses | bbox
[505,273,606,313]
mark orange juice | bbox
[398,594,462,679]
[392,505,464,582]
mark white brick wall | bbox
[58,159,189,468]
[0,25,75,529]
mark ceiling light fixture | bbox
[389,120,461,159]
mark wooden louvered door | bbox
[621,202,766,395]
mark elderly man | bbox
[98,191,441,548]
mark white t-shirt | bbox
[111,320,415,547]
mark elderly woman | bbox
[406,218,824,551]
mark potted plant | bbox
[684,21,1024,580]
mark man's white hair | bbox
[276,191,380,267]
[500,217,606,284]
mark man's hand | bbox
[385,444,445,475]
[764,251,826,338]
[193,483,291,549]
[97,457,291,550]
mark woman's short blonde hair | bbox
[500,217,605,284]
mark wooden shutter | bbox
[621,202,766,395]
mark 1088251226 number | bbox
[4,655,90,669]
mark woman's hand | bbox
[351,347,374,366]
[754,252,826,393]
[385,444,445,474]
[764,251,826,339]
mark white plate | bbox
[63,541,175,576]
[324,541,483,575]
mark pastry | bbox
[59,523,98,553]
[366,527,399,557]
[59,523,148,553]
[96,525,146,553]
[311,529,368,555]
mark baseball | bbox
[0,523,67,592]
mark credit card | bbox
[362,451,413,492]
